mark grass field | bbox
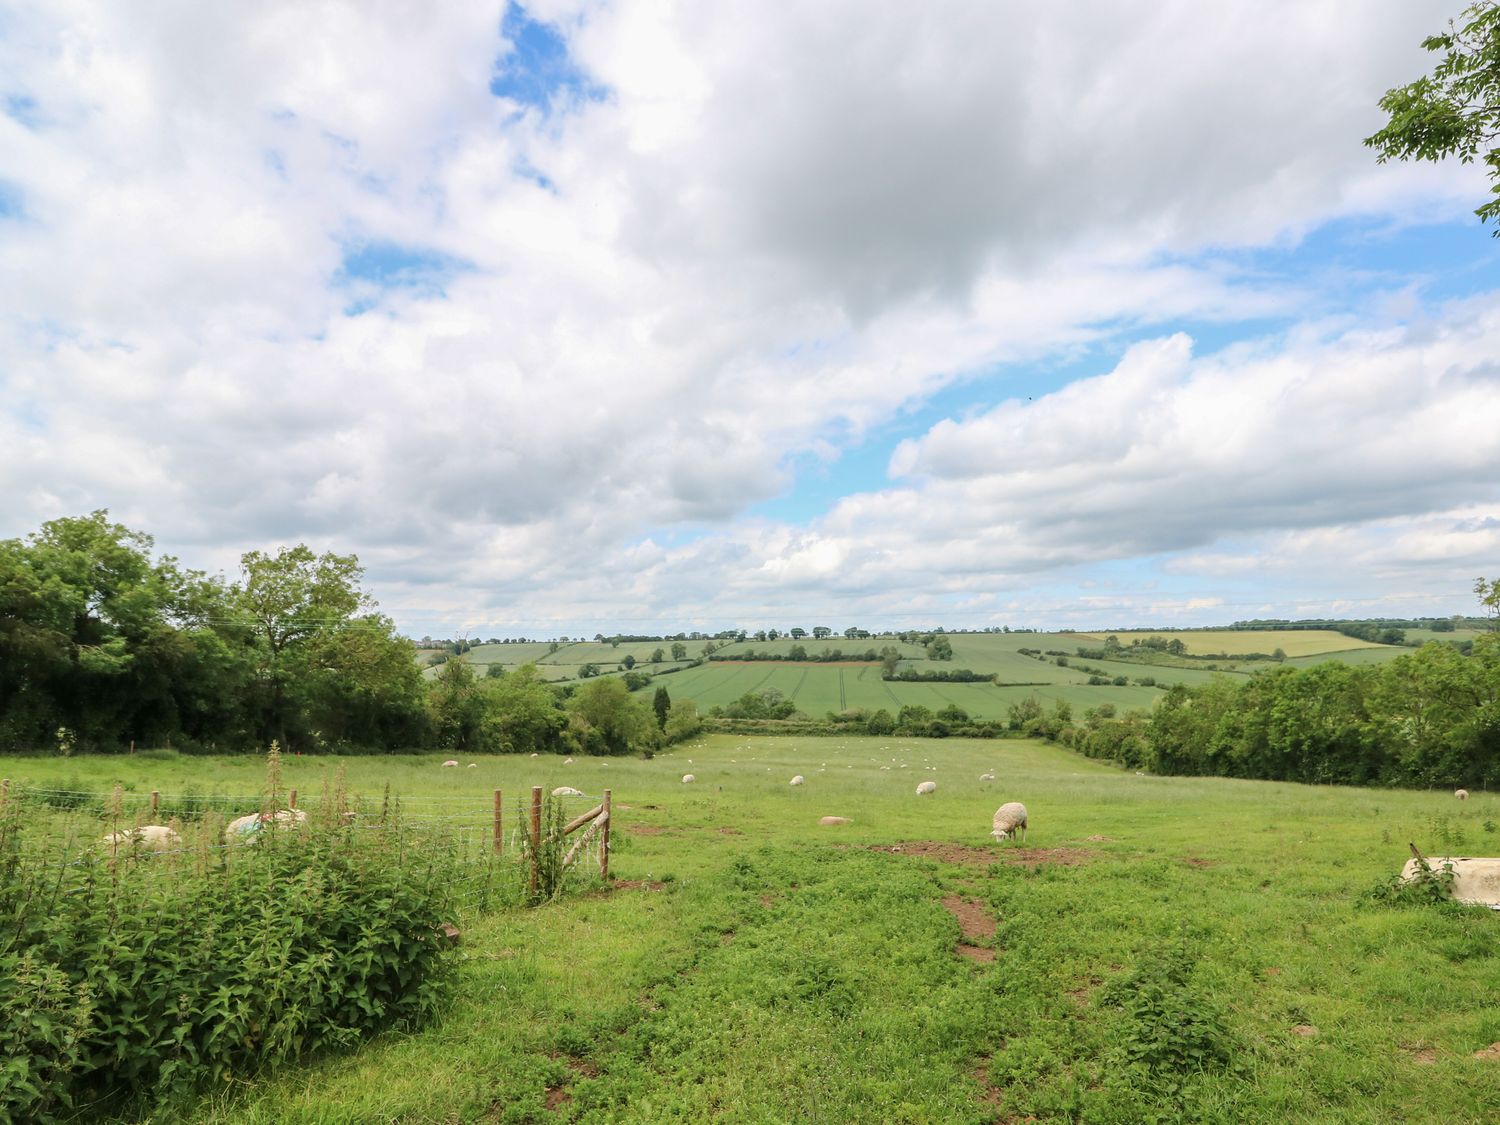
[1072,629,1388,658]
[6,739,1499,1123]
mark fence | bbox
[0,777,615,909]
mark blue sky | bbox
[1,1,1497,638]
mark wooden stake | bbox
[563,814,603,868]
[150,790,159,818]
[530,786,542,897]
[493,789,503,854]
[288,788,297,810]
[600,788,611,880]
[561,804,604,837]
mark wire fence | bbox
[0,777,615,910]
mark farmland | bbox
[6,737,1498,1123]
[421,629,1415,725]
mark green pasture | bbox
[5,737,1497,1123]
[1077,629,1388,657]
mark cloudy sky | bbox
[2,1,1497,638]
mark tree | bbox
[670,642,688,660]
[790,627,807,639]
[926,636,954,661]
[622,654,636,670]
[1365,3,1500,233]
[812,626,832,639]
[237,545,369,750]
[480,663,566,754]
[568,677,656,755]
[578,662,600,678]
[653,685,671,729]
[1479,576,1500,627]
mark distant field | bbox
[1074,629,1387,657]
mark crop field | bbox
[6,738,1498,1123]
[1074,629,1388,658]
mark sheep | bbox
[979,771,996,782]
[915,780,937,795]
[992,802,1028,844]
[552,786,584,797]
[790,775,805,786]
[101,825,181,853]
[441,759,459,768]
[1456,788,1470,800]
[467,763,478,769]
[682,774,696,783]
[818,815,851,826]
[225,807,308,842]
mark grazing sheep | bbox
[1456,788,1470,801]
[979,771,995,781]
[441,759,458,768]
[225,807,308,842]
[992,802,1028,844]
[101,825,181,853]
[682,774,696,783]
[467,763,478,769]
[552,786,584,797]
[790,775,805,786]
[818,816,851,826]
[915,780,937,795]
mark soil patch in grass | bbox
[626,825,669,836]
[867,841,1097,869]
[942,894,997,962]
[612,880,667,892]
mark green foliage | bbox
[1101,932,1235,1089]
[0,800,467,1117]
[1365,2,1500,232]
[1368,853,1458,907]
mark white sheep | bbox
[551,786,584,797]
[225,807,308,842]
[915,780,937,795]
[1456,788,1470,800]
[682,774,696,783]
[818,815,851,826]
[101,825,181,853]
[979,771,995,781]
[467,763,478,769]
[790,775,805,786]
[441,759,458,768]
[992,801,1028,844]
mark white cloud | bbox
[0,0,1493,634]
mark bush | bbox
[0,796,471,1118]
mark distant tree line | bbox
[1054,636,1500,789]
[0,513,687,757]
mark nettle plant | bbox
[0,755,473,1122]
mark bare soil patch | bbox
[942,895,997,963]
[1181,856,1216,868]
[1291,1024,1319,1038]
[1474,1042,1500,1061]
[868,841,1097,869]
[626,825,668,836]
[717,826,742,835]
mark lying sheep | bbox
[818,816,851,826]
[682,774,696,783]
[992,801,1028,844]
[441,759,458,768]
[225,807,308,842]
[915,780,937,795]
[1456,788,1470,800]
[979,771,995,781]
[790,775,805,786]
[101,825,181,853]
[552,786,584,797]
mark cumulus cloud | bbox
[0,0,1492,633]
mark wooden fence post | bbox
[601,788,611,881]
[288,788,298,810]
[150,790,159,818]
[493,789,503,854]
[0,779,8,813]
[530,786,543,897]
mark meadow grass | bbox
[1073,629,1387,658]
[11,738,1496,1122]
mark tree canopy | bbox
[1365,1,1500,232]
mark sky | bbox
[1,0,1498,639]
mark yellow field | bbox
[1071,628,1389,657]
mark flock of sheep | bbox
[675,751,1029,845]
[100,806,312,855]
